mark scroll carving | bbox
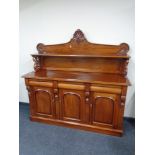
[123,60,129,75]
[33,56,41,72]
[36,43,45,54]
[118,43,129,55]
[26,85,31,92]
[26,86,33,96]
[120,96,126,106]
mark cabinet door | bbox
[30,86,55,119]
[91,92,119,128]
[59,89,86,123]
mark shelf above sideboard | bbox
[31,53,130,59]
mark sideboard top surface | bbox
[23,70,130,86]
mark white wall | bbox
[19,0,135,117]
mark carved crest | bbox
[35,29,129,58]
[71,29,87,43]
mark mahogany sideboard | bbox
[23,29,130,136]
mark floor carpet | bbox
[19,103,135,155]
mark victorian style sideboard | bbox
[23,29,130,136]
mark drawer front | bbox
[58,82,121,94]
[27,80,121,95]
[28,80,53,87]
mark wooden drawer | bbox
[58,82,121,94]
[27,80,121,94]
[28,80,53,87]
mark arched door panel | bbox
[60,89,85,123]
[92,92,118,128]
[32,86,55,118]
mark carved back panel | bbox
[36,29,129,56]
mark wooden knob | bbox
[55,95,58,98]
[54,89,58,93]
[85,98,89,102]
[121,102,125,106]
